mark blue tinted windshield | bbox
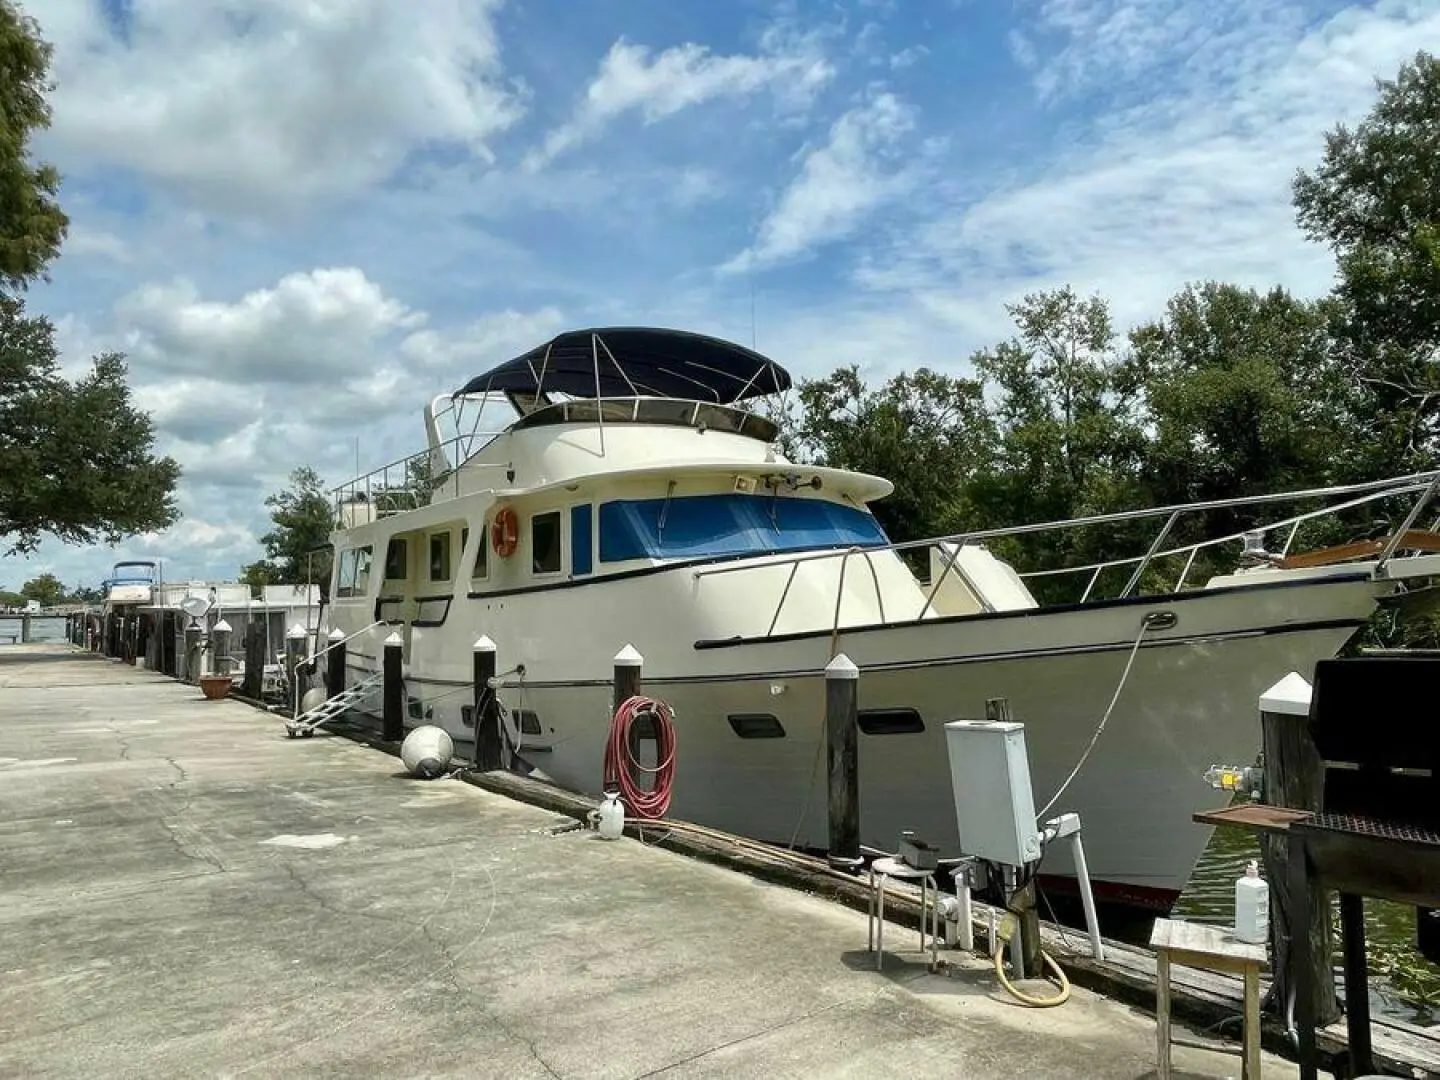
[598,494,888,563]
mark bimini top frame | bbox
[452,327,792,415]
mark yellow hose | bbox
[992,944,1072,1007]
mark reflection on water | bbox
[1174,820,1440,1026]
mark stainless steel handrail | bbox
[309,620,385,665]
[692,470,1440,582]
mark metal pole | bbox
[1070,833,1105,962]
[382,632,404,741]
[473,636,498,769]
[825,652,861,870]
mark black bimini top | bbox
[453,327,792,404]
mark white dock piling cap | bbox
[286,623,307,639]
[1259,671,1312,717]
[826,653,859,679]
[328,627,346,641]
[473,634,496,652]
[614,643,643,667]
[213,619,231,633]
[383,631,404,647]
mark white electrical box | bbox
[944,719,1042,867]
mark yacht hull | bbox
[342,571,1380,910]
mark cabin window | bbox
[429,532,452,581]
[571,504,593,576]
[532,511,562,575]
[598,494,888,563]
[472,521,488,579]
[336,545,375,598]
[384,538,408,581]
[857,708,925,735]
[728,713,786,739]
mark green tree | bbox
[242,467,334,591]
[1123,282,1355,582]
[0,298,182,554]
[1293,50,1440,477]
[68,583,103,604]
[784,365,992,543]
[964,287,1145,595]
[0,2,67,290]
[0,10,178,555]
[0,588,22,607]
[20,571,63,607]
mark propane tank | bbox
[1234,859,1269,944]
[593,791,625,840]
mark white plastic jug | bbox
[1234,859,1269,944]
[591,791,625,840]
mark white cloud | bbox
[722,92,919,274]
[400,308,568,376]
[525,32,833,170]
[854,0,1440,344]
[40,0,524,215]
[61,226,130,265]
[115,268,425,385]
[19,268,568,587]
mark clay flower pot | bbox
[199,675,233,701]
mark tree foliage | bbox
[19,571,62,606]
[242,467,334,592]
[0,10,178,556]
[0,1,67,290]
[0,297,181,554]
[781,365,991,543]
[1293,50,1440,477]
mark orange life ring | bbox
[491,507,519,558]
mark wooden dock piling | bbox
[825,653,861,870]
[472,636,499,769]
[1258,673,1339,1027]
[382,632,403,741]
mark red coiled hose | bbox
[602,695,677,820]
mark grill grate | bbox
[1304,812,1440,846]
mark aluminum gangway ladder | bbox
[285,671,384,738]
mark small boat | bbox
[320,327,1440,911]
[103,560,161,608]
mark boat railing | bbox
[693,470,1440,636]
[330,434,508,522]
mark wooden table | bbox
[1150,917,1267,1080]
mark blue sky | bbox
[6,0,1437,593]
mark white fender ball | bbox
[401,725,454,779]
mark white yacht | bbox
[320,327,1440,910]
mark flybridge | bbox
[451,327,792,414]
[330,327,795,523]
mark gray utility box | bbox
[944,719,1043,867]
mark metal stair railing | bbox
[285,670,385,737]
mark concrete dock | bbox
[0,645,1299,1079]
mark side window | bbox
[353,545,374,595]
[384,538,407,581]
[335,548,358,598]
[532,511,561,575]
[429,532,452,581]
[338,546,374,598]
[472,521,488,579]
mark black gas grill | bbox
[1291,654,1440,1080]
